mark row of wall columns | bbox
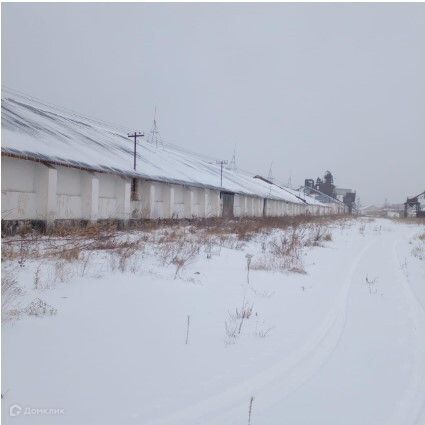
[201,189,209,217]
[81,173,99,223]
[5,160,343,225]
[184,189,194,217]
[139,181,155,219]
[35,164,58,226]
[115,178,131,221]
[167,186,175,218]
[35,165,109,226]
[137,183,222,219]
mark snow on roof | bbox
[1,89,326,206]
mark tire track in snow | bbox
[387,241,425,425]
[143,241,375,425]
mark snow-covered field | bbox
[2,217,425,425]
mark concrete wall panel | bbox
[1,156,345,224]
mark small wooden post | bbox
[246,254,253,284]
[248,396,254,425]
[185,315,190,345]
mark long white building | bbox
[1,90,346,227]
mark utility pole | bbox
[218,160,228,187]
[208,159,228,187]
[127,131,144,170]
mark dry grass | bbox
[411,246,424,261]
[254,322,274,338]
[224,299,256,343]
[57,247,81,262]
[251,228,305,273]
[323,233,332,241]
[1,273,22,311]
[2,215,349,325]
[2,215,349,289]
[156,236,202,279]
[1,272,23,322]
[26,298,57,317]
[394,217,425,225]
[200,215,349,239]
[224,317,240,343]
[45,221,118,238]
[248,220,341,274]
[411,232,425,261]
[234,301,254,320]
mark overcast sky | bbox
[2,3,424,205]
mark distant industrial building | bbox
[304,171,356,213]
[404,190,425,217]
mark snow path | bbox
[390,240,425,425]
[146,226,425,425]
[144,243,374,425]
[258,227,425,425]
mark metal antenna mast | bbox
[149,107,161,148]
[267,162,274,182]
[287,173,293,189]
[127,131,144,170]
[229,148,237,171]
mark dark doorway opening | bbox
[263,198,267,217]
[221,192,234,218]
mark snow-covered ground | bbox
[2,218,425,425]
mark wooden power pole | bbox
[217,160,228,187]
[127,131,144,170]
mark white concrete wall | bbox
[55,167,101,222]
[1,156,347,224]
[173,184,185,218]
[261,201,311,217]
[98,173,130,220]
[2,156,59,224]
[192,187,203,218]
[233,195,260,218]
[139,180,155,219]
[233,194,242,217]
[2,156,39,220]
[81,173,99,223]
[206,189,221,218]
[265,199,290,217]
[256,198,264,217]
[153,181,165,218]
[130,179,221,219]
[56,166,82,219]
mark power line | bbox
[2,85,131,134]
[209,160,228,187]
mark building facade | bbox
[1,91,346,228]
